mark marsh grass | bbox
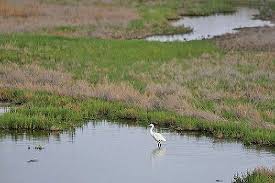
[41,0,192,39]
[0,0,139,38]
[127,0,191,36]
[132,52,275,128]
[0,37,274,145]
[1,0,273,39]
[181,0,235,16]
[0,34,217,86]
[0,88,274,145]
[233,168,275,183]
[180,0,275,16]
[0,0,191,39]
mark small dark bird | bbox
[27,159,39,163]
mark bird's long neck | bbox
[150,126,154,136]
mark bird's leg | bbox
[158,141,161,148]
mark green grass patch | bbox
[125,0,192,36]
[0,33,218,89]
[193,98,216,112]
[182,0,235,16]
[236,64,256,74]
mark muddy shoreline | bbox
[214,15,275,51]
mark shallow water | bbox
[146,7,274,42]
[0,121,274,183]
[0,106,10,115]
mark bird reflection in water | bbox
[152,147,166,158]
[151,147,166,168]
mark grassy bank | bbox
[0,89,274,146]
[233,168,275,183]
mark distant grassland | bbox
[44,0,275,37]
[38,0,275,38]
[181,0,275,16]
[0,34,274,146]
[0,0,191,39]
[1,0,274,39]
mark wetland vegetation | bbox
[0,0,275,182]
[233,168,275,183]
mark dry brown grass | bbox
[145,82,222,121]
[254,168,275,177]
[0,64,148,106]
[235,103,262,124]
[128,52,275,128]
[0,51,274,129]
[215,26,275,51]
[0,0,39,17]
[0,0,138,36]
[0,63,222,122]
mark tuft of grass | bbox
[181,0,235,16]
[233,168,275,183]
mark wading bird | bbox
[149,124,166,148]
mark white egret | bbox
[149,124,166,147]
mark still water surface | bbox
[0,121,274,183]
[146,7,274,42]
[0,106,10,115]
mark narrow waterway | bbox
[146,7,274,42]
